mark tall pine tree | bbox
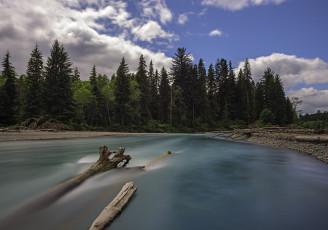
[149,61,160,120]
[44,40,73,122]
[159,67,170,123]
[1,51,17,125]
[171,48,192,127]
[25,44,44,119]
[114,57,131,127]
[136,55,151,123]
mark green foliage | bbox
[259,108,276,126]
[159,67,170,123]
[2,44,305,132]
[0,51,17,125]
[114,57,131,127]
[25,44,44,119]
[136,55,151,123]
[44,40,73,122]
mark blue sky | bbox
[0,0,327,113]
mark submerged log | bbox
[88,182,137,230]
[0,145,133,228]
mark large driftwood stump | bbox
[88,182,137,230]
[0,145,133,229]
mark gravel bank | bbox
[227,128,328,164]
[0,130,154,142]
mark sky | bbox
[0,0,327,114]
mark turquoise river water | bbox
[0,134,328,230]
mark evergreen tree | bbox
[149,61,160,120]
[159,67,170,123]
[256,68,290,125]
[198,58,208,123]
[171,48,192,91]
[44,40,73,122]
[171,48,192,127]
[72,67,80,82]
[0,51,17,125]
[88,65,102,126]
[207,63,218,124]
[240,59,254,124]
[136,55,151,123]
[226,61,236,120]
[114,57,131,127]
[285,97,294,124]
[190,64,199,125]
[215,58,229,120]
[25,44,44,119]
[16,74,28,122]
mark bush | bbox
[259,108,276,126]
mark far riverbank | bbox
[222,128,328,164]
[0,130,160,142]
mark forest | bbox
[0,40,301,132]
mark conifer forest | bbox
[0,40,299,132]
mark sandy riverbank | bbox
[0,130,157,142]
[224,128,328,164]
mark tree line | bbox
[0,41,297,132]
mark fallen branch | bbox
[88,182,137,230]
[0,145,134,228]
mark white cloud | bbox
[235,53,328,88]
[178,12,194,25]
[178,14,189,25]
[0,0,174,79]
[140,0,173,24]
[201,0,287,11]
[132,20,177,43]
[209,29,223,37]
[287,88,328,114]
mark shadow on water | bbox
[0,134,328,230]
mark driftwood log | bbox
[295,135,328,143]
[0,146,132,229]
[88,182,137,230]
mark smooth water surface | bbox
[0,134,328,230]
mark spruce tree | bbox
[207,63,219,124]
[44,40,73,122]
[88,65,102,126]
[215,58,229,120]
[25,44,44,119]
[136,55,151,123]
[1,51,17,125]
[198,58,208,123]
[149,61,160,120]
[171,48,192,127]
[226,61,236,120]
[240,59,254,124]
[72,67,80,82]
[114,57,131,127]
[159,67,170,123]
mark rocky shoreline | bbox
[225,128,328,164]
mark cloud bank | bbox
[0,0,174,79]
[236,53,328,113]
[201,0,287,11]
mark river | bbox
[0,134,328,230]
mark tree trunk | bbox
[88,182,137,230]
[0,146,132,228]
